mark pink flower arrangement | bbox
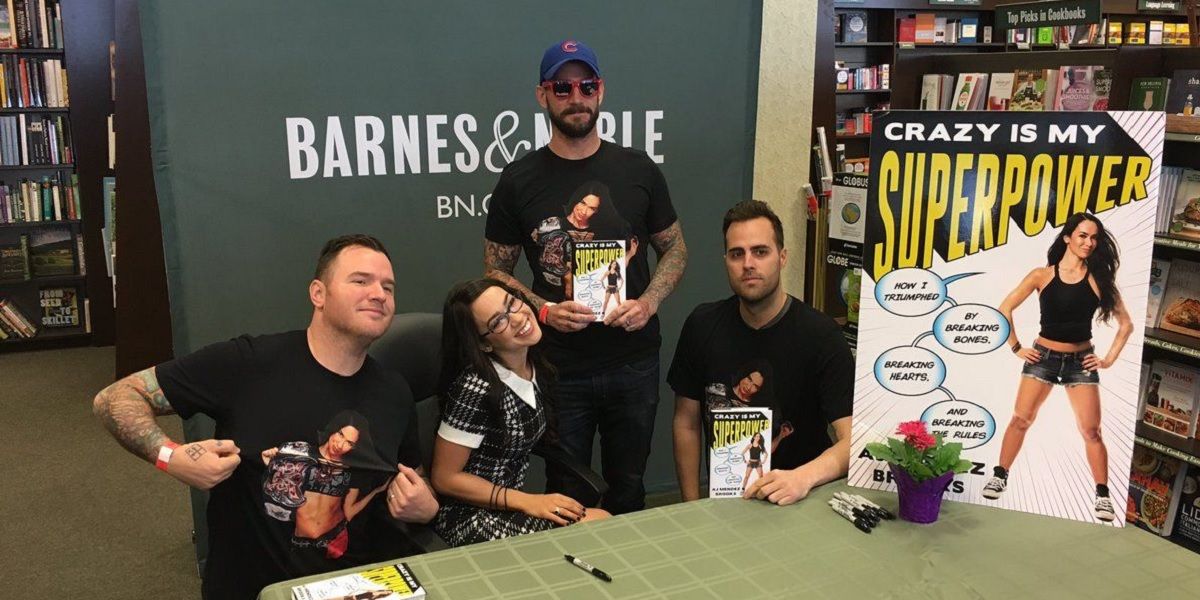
[866,420,972,482]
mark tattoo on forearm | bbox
[93,368,175,463]
[186,445,206,461]
[483,239,547,308]
[642,222,688,310]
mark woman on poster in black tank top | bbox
[985,213,1133,523]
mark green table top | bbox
[260,482,1200,599]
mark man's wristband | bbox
[539,302,555,324]
[155,441,180,472]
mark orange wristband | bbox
[539,302,554,324]
[155,441,180,472]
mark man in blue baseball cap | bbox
[483,39,689,515]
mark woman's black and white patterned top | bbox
[433,361,556,547]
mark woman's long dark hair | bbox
[563,180,631,236]
[1047,212,1120,322]
[438,278,557,437]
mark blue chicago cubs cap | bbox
[539,39,601,82]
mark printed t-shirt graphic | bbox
[261,409,395,560]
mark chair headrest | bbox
[368,312,443,401]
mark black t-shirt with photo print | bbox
[156,330,421,600]
[668,296,855,470]
[485,141,677,375]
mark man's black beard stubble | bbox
[549,105,598,139]
[739,275,780,307]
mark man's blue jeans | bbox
[546,355,660,515]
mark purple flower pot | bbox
[890,464,954,524]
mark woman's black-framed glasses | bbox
[540,78,603,98]
[482,295,523,337]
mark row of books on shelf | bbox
[920,67,1111,112]
[0,172,78,223]
[1,56,68,108]
[835,104,884,138]
[834,63,888,92]
[0,0,64,50]
[1154,169,1200,242]
[919,68,1200,114]
[0,285,82,340]
[0,112,70,166]
[1005,20,1192,47]
[1127,444,1200,546]
[0,226,81,281]
[899,13,989,45]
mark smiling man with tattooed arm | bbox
[483,40,687,516]
[92,235,437,600]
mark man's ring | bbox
[553,508,560,516]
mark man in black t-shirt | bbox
[483,40,688,514]
[669,201,854,505]
[92,235,438,600]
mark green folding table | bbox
[260,482,1200,599]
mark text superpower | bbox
[575,246,623,274]
[712,419,771,448]
[871,151,1151,280]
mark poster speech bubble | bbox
[874,269,978,317]
[921,400,997,449]
[932,303,1011,354]
[874,345,947,396]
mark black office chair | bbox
[369,312,608,551]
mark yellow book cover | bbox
[1129,22,1147,45]
[1107,21,1122,45]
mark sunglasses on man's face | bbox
[540,78,603,98]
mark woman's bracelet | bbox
[1011,342,1022,354]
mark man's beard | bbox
[549,105,598,139]
[736,274,780,306]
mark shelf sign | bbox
[930,0,981,5]
[996,0,1102,31]
[1138,0,1183,11]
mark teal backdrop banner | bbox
[139,0,762,509]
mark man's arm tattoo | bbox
[641,221,688,311]
[482,239,548,309]
[92,367,177,463]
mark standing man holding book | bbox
[669,201,853,505]
[92,235,438,600]
[483,39,687,514]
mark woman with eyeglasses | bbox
[431,278,610,546]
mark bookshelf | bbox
[815,0,1197,179]
[0,0,115,351]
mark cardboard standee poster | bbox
[850,111,1163,525]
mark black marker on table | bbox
[564,554,612,582]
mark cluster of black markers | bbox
[829,492,894,533]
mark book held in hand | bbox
[291,562,425,600]
[709,407,772,499]
[572,240,626,322]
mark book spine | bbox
[75,229,83,274]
